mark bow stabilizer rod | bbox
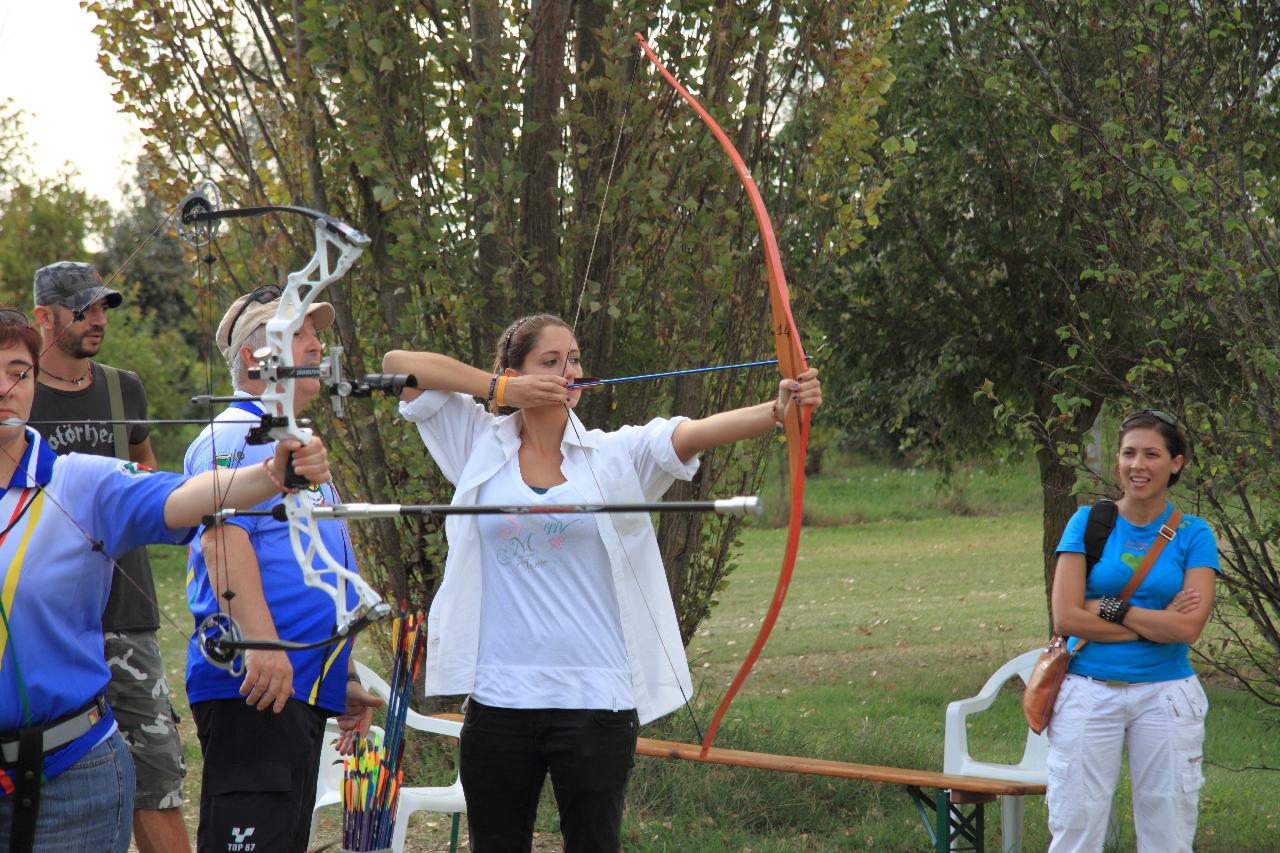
[204,496,764,526]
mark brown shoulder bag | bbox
[1022,507,1183,734]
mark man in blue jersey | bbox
[184,288,381,853]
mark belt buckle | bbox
[1104,679,1128,688]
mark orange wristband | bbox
[495,375,510,408]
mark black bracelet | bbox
[1098,596,1113,622]
[486,373,500,403]
[346,671,361,683]
[1114,599,1131,624]
[1098,595,1129,623]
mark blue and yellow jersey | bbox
[183,398,359,714]
[1,428,191,792]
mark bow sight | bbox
[246,346,417,417]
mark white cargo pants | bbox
[1045,673,1207,853]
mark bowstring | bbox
[192,217,254,674]
[562,38,705,743]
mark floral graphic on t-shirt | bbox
[493,515,581,570]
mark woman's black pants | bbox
[460,700,639,852]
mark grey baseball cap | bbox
[33,262,123,313]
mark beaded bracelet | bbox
[486,372,500,404]
[1098,596,1118,622]
[261,456,293,494]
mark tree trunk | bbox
[471,0,512,358]
[519,0,569,308]
[1036,438,1078,614]
[657,374,705,614]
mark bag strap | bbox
[1070,505,1182,656]
[1117,506,1183,603]
[98,364,129,460]
[1084,499,1118,572]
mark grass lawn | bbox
[142,456,1280,852]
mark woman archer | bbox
[383,313,820,852]
[0,310,334,853]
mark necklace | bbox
[41,363,92,386]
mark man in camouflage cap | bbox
[30,260,192,853]
[33,261,123,318]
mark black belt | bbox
[3,695,108,853]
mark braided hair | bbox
[489,314,572,415]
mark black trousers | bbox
[460,700,639,853]
[192,698,329,853]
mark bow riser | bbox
[186,196,388,671]
[286,502,391,632]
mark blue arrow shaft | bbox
[567,358,779,389]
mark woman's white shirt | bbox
[400,390,699,724]
[471,455,632,710]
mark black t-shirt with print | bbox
[30,362,160,632]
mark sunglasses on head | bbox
[1122,409,1178,429]
[225,284,282,346]
[0,308,30,327]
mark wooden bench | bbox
[436,714,1044,851]
[634,737,1045,853]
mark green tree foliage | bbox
[815,1,1175,598]
[87,1,897,641]
[0,100,107,306]
[1007,0,1280,710]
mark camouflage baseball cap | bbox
[33,261,123,313]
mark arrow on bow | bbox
[635,33,812,757]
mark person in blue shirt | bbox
[184,288,381,853]
[1047,410,1219,853]
[0,311,332,853]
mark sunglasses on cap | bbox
[0,308,30,327]
[225,284,282,346]
[1122,409,1178,428]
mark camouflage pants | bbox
[104,630,187,810]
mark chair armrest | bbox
[354,660,463,739]
[943,649,1044,775]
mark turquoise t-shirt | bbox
[1056,502,1219,683]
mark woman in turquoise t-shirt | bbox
[1046,410,1219,853]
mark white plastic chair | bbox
[944,649,1048,853]
[309,661,466,853]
